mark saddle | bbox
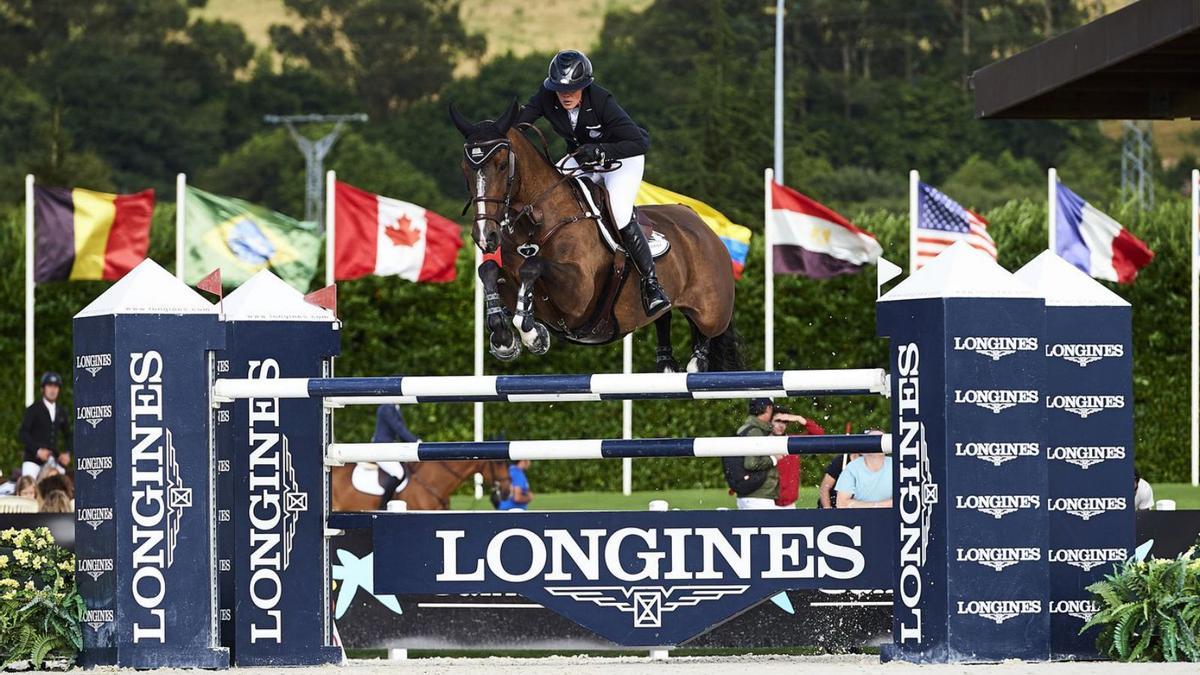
[569,176,670,259]
[350,462,408,497]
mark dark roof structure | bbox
[972,0,1200,119]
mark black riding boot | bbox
[620,221,671,315]
[378,472,401,510]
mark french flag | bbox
[1054,181,1153,284]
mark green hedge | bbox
[0,195,1191,490]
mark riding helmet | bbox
[41,371,63,387]
[544,50,594,92]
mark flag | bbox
[769,181,881,278]
[32,186,154,282]
[1055,180,1153,283]
[636,181,751,279]
[184,186,322,292]
[333,181,462,282]
[914,182,997,269]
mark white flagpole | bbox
[622,333,633,496]
[764,168,774,371]
[176,173,186,281]
[1192,169,1198,486]
[1048,167,1058,255]
[474,246,484,444]
[908,170,919,274]
[325,171,336,288]
[25,174,35,406]
[773,0,784,182]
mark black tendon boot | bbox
[620,220,671,315]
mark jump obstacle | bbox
[71,244,1135,667]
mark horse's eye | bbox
[498,161,508,171]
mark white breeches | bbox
[559,154,645,227]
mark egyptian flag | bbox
[770,182,880,278]
[33,186,154,282]
[333,181,462,282]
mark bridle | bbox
[463,137,518,235]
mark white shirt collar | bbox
[43,398,56,421]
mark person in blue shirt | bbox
[373,404,419,509]
[834,430,892,509]
[498,459,534,511]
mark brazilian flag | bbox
[183,187,322,291]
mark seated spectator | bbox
[1133,469,1154,510]
[818,453,861,509]
[39,489,71,513]
[0,468,21,495]
[835,431,892,508]
[498,459,533,511]
[37,473,74,505]
[14,476,36,500]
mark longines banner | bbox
[338,509,893,647]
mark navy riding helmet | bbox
[544,50,594,92]
[41,371,63,387]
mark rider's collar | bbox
[464,139,509,169]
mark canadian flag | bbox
[333,180,462,282]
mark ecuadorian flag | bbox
[635,181,751,279]
[33,186,154,282]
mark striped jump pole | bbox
[325,433,891,464]
[213,368,889,404]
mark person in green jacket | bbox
[735,398,781,509]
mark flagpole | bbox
[908,170,918,274]
[773,0,784,182]
[764,168,774,371]
[1192,168,1198,486]
[325,171,336,288]
[622,333,633,496]
[1047,167,1057,255]
[176,173,186,281]
[25,174,35,407]
[474,246,484,446]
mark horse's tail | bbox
[707,323,744,372]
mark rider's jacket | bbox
[516,83,650,160]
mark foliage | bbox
[0,528,85,669]
[1083,540,1200,662]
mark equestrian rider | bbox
[516,49,670,316]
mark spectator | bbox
[498,460,533,511]
[37,473,74,505]
[39,489,71,513]
[0,468,20,495]
[724,398,780,510]
[818,453,861,509]
[18,372,71,477]
[770,407,825,508]
[835,431,892,508]
[14,476,35,500]
[372,402,419,509]
[1134,469,1154,510]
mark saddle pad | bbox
[572,176,670,259]
[351,463,408,496]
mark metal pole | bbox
[176,173,186,282]
[764,168,775,370]
[325,171,336,287]
[1192,169,1198,486]
[1048,167,1057,255]
[25,174,35,406]
[474,247,485,499]
[622,333,633,496]
[773,0,785,182]
[908,170,919,274]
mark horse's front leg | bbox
[479,259,521,361]
[513,256,551,355]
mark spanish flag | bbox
[33,186,154,282]
[635,181,752,279]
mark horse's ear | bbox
[495,98,520,134]
[448,103,473,137]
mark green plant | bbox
[0,528,85,669]
[1082,540,1200,662]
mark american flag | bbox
[914,181,997,269]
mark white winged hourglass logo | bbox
[545,585,749,628]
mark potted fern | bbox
[1082,539,1200,662]
[0,528,85,670]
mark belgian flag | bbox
[33,186,154,282]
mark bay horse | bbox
[330,460,511,511]
[450,100,741,373]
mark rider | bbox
[516,49,670,316]
[372,402,418,509]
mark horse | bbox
[449,100,741,373]
[330,460,511,511]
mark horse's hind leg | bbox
[686,318,711,373]
[654,313,680,373]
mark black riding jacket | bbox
[516,84,650,160]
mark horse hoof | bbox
[489,334,522,361]
[657,358,680,373]
[686,355,708,373]
[528,322,551,355]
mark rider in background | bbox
[373,403,418,509]
[516,49,670,316]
